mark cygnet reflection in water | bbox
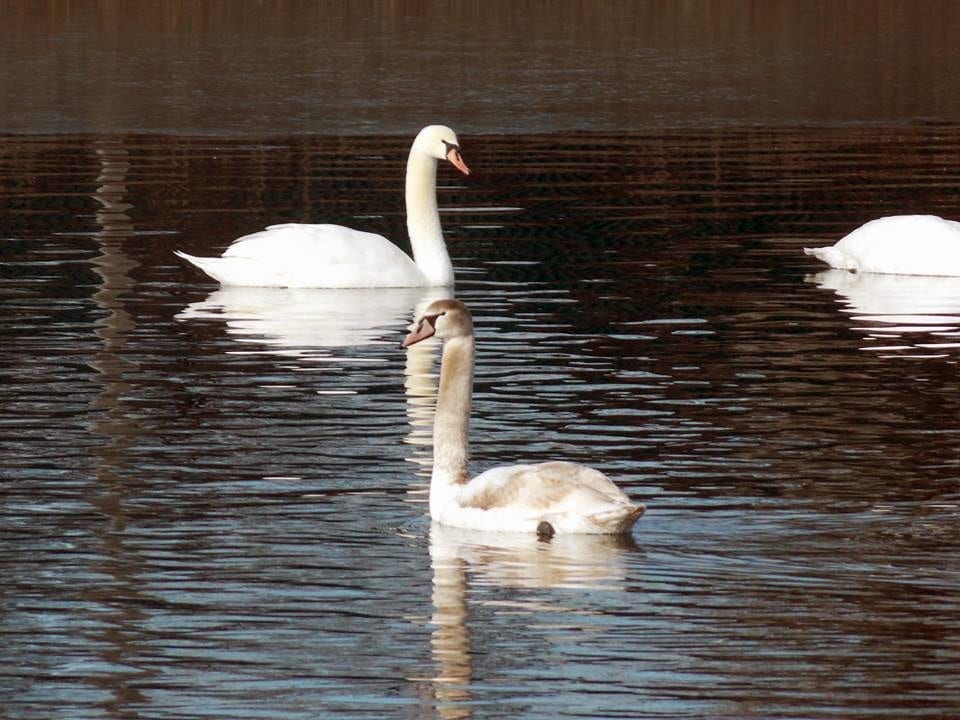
[417,522,639,716]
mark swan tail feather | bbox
[174,250,209,267]
[804,246,858,271]
[175,250,240,284]
[587,504,646,533]
[175,250,217,273]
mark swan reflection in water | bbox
[177,286,451,359]
[419,523,638,719]
[809,269,960,357]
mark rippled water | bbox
[2,128,960,718]
[7,1,960,135]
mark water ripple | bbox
[2,128,960,718]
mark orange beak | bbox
[446,146,471,176]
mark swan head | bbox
[401,298,473,347]
[413,125,471,176]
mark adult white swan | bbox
[804,215,960,276]
[402,299,645,536]
[175,125,470,288]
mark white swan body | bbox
[178,225,430,288]
[402,299,645,536]
[804,215,960,276]
[175,125,470,288]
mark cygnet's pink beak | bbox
[401,314,439,348]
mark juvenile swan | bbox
[804,214,960,276]
[175,125,470,288]
[402,299,645,535]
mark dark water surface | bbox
[2,126,959,718]
[4,0,960,135]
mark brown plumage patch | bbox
[462,462,618,511]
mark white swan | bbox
[804,215,960,276]
[402,299,645,536]
[175,125,470,288]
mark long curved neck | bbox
[405,148,454,287]
[431,335,474,502]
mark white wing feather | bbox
[180,224,426,288]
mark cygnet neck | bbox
[431,334,474,503]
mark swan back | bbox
[452,462,644,534]
[190,224,424,287]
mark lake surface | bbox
[4,1,960,717]
[4,0,960,135]
[2,126,959,719]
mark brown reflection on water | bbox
[87,138,154,715]
[3,1,960,134]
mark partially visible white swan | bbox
[804,215,960,276]
[401,299,645,536]
[175,125,470,288]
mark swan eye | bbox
[441,140,459,153]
